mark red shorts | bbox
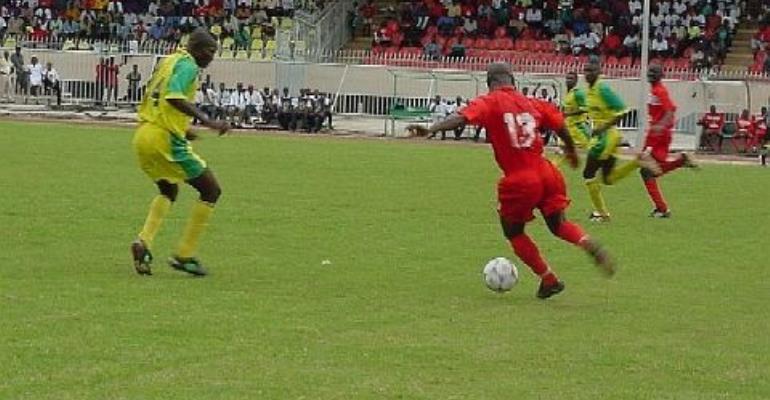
[644,131,672,163]
[497,159,570,224]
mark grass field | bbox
[0,120,768,399]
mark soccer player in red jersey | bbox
[641,64,698,218]
[407,63,614,299]
[750,107,768,153]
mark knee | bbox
[500,217,524,239]
[640,168,655,180]
[544,213,563,236]
[583,169,596,180]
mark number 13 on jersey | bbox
[504,112,537,149]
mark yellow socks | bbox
[177,200,215,259]
[606,159,639,185]
[585,178,609,216]
[138,195,172,247]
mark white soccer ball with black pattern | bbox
[482,257,519,292]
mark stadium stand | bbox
[348,0,745,71]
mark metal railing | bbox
[291,0,353,60]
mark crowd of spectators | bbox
[357,0,741,69]
[0,45,61,104]
[195,78,334,132]
[0,0,327,52]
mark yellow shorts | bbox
[588,128,622,160]
[568,122,592,150]
[132,123,207,184]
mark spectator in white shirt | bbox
[623,31,640,59]
[651,33,669,57]
[673,0,687,15]
[584,31,601,54]
[571,33,587,55]
[525,7,543,29]
[228,82,248,126]
[27,56,44,100]
[245,84,264,123]
[428,95,448,139]
[43,61,60,105]
[628,0,642,14]
[650,11,664,28]
[0,50,12,102]
[659,0,671,15]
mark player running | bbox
[640,64,698,218]
[583,60,661,222]
[131,28,228,277]
[407,63,614,300]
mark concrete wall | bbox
[7,47,770,120]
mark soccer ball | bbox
[482,257,519,292]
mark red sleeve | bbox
[656,85,676,113]
[531,98,565,131]
[459,95,491,125]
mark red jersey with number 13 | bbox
[459,86,565,176]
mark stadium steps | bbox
[722,27,757,70]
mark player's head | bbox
[762,106,767,115]
[647,64,663,83]
[710,105,716,113]
[566,71,578,89]
[583,59,601,85]
[742,109,749,118]
[187,27,218,68]
[486,62,514,90]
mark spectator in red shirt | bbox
[602,27,622,57]
[698,105,724,151]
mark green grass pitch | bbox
[0,121,768,399]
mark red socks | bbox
[509,234,558,285]
[644,178,668,211]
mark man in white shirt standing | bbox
[43,61,60,106]
[0,50,13,102]
[228,82,248,127]
[428,95,448,139]
[27,55,44,103]
[245,84,264,124]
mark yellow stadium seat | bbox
[250,39,263,51]
[250,26,262,40]
[109,43,120,53]
[234,50,248,60]
[280,18,293,30]
[250,50,264,61]
[218,49,234,59]
[221,37,235,50]
[265,40,277,50]
[4,37,16,49]
[77,40,92,50]
[62,39,76,50]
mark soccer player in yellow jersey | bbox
[582,61,660,222]
[131,28,229,276]
[563,71,591,150]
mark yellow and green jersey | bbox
[138,49,199,137]
[564,87,590,145]
[586,79,627,131]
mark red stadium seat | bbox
[494,26,507,39]
[663,58,677,69]
[474,38,490,49]
[618,56,632,66]
[500,38,514,50]
[605,56,619,65]
[462,37,475,48]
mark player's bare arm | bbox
[407,113,467,137]
[554,127,579,169]
[168,98,229,135]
